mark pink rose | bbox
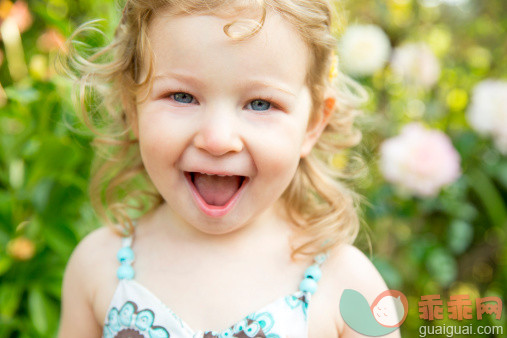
[37,28,66,52]
[7,1,32,33]
[380,123,461,197]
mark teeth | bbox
[198,172,231,177]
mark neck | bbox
[146,201,295,251]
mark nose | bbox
[193,106,243,156]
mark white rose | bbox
[339,24,391,77]
[380,123,461,197]
[390,42,441,88]
[467,79,507,154]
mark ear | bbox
[300,96,335,158]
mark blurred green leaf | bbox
[453,131,479,161]
[4,87,40,104]
[372,257,403,290]
[447,220,474,254]
[31,179,54,214]
[44,221,77,257]
[426,248,457,287]
[494,161,507,189]
[0,284,22,318]
[28,287,49,335]
[467,168,507,229]
[0,256,13,277]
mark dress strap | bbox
[121,236,133,248]
[116,227,136,280]
[313,252,328,265]
[298,252,328,295]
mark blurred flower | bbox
[7,236,35,260]
[387,0,413,27]
[446,88,468,111]
[37,28,66,53]
[1,16,28,81]
[2,0,32,33]
[390,42,441,88]
[380,123,461,197]
[467,79,507,154]
[339,24,391,77]
[426,26,452,57]
[0,0,13,20]
[331,150,348,170]
[29,54,48,80]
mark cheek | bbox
[137,116,185,172]
[253,123,306,181]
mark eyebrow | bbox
[246,79,297,97]
[152,72,297,97]
[153,72,205,87]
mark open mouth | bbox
[184,172,248,216]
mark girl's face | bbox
[135,9,325,234]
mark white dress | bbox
[103,237,327,338]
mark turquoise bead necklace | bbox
[298,252,328,295]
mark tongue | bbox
[193,173,242,206]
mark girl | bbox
[59,0,398,337]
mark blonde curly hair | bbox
[60,0,368,260]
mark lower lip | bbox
[184,172,249,217]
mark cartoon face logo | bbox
[339,289,408,336]
[371,290,408,328]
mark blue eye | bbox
[249,99,271,111]
[172,92,194,103]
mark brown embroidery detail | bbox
[203,318,267,338]
[115,328,144,338]
[236,318,266,337]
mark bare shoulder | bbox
[64,226,121,290]
[70,226,121,265]
[323,244,401,338]
[58,226,121,338]
[327,244,387,296]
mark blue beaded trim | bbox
[304,264,322,281]
[299,252,328,294]
[117,236,135,280]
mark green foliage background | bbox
[0,0,505,337]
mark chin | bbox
[189,217,246,236]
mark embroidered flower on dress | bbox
[203,311,280,338]
[104,301,170,338]
[284,293,309,318]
